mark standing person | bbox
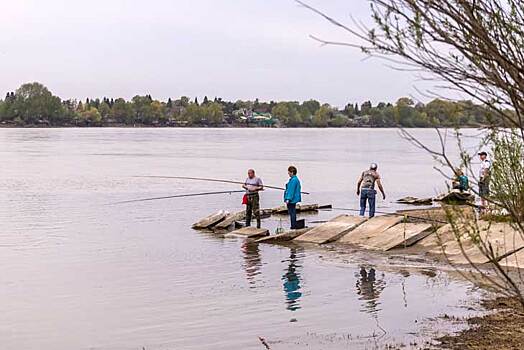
[357,163,386,218]
[478,151,491,210]
[243,169,264,228]
[284,166,302,229]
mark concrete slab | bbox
[192,210,227,229]
[417,221,524,266]
[402,224,454,254]
[363,223,434,251]
[226,227,269,239]
[256,228,311,243]
[502,247,524,269]
[338,215,403,244]
[397,205,474,224]
[450,222,524,266]
[213,211,245,231]
[294,215,366,244]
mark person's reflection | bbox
[282,248,303,311]
[355,266,386,314]
[241,240,262,288]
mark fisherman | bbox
[284,166,302,229]
[242,169,264,228]
[357,163,386,218]
[478,151,491,210]
[452,169,469,192]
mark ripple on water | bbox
[0,128,485,350]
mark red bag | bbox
[242,194,248,205]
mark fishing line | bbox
[133,175,311,195]
[110,190,245,205]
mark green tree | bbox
[10,82,64,125]
[272,102,301,126]
[132,95,154,124]
[330,114,348,127]
[361,101,372,115]
[110,98,134,124]
[179,96,190,108]
[312,104,331,127]
[344,103,356,117]
[425,99,459,126]
[183,103,204,124]
[98,102,111,121]
[395,98,417,127]
[80,107,102,126]
[205,102,224,125]
[150,100,166,123]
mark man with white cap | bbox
[478,151,491,210]
[357,163,386,218]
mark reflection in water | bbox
[355,266,386,314]
[282,248,304,311]
[241,241,262,288]
[399,270,410,308]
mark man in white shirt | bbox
[242,169,264,228]
[478,151,491,210]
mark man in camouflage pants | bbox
[243,169,264,228]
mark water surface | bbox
[0,128,482,349]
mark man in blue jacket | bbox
[284,165,302,229]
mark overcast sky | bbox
[0,0,431,106]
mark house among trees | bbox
[239,111,276,127]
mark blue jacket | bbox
[284,176,302,204]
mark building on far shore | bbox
[234,109,276,127]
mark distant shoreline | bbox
[0,123,484,129]
[1,82,495,130]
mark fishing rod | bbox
[133,176,311,195]
[110,190,245,205]
[326,207,448,224]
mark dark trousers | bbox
[359,188,376,217]
[246,193,261,228]
[287,202,297,229]
[479,181,490,198]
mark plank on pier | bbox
[213,211,246,231]
[192,211,228,229]
[362,223,434,251]
[226,227,269,239]
[338,215,403,244]
[256,228,311,243]
[294,215,366,244]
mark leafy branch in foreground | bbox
[297,0,524,306]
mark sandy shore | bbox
[436,296,524,349]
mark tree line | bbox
[0,82,501,127]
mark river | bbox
[0,128,483,349]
